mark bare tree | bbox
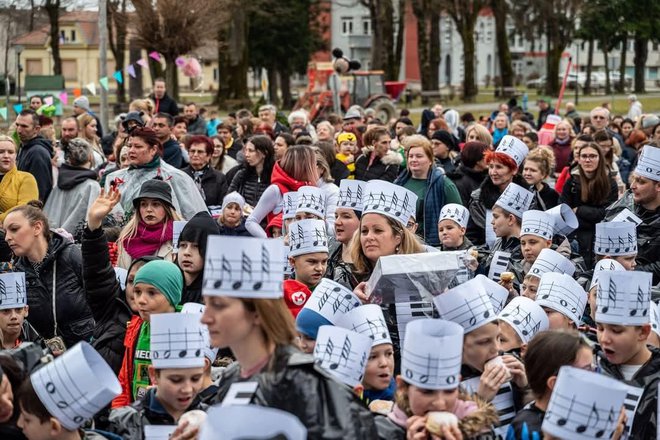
[214,0,250,107]
[107,0,128,104]
[411,0,440,91]
[43,0,61,75]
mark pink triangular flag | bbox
[175,56,186,67]
[136,59,148,68]
[59,91,68,105]
[126,64,136,78]
[44,96,54,106]
[148,51,161,61]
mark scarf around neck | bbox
[124,220,173,259]
[270,162,312,195]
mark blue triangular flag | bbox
[113,70,123,84]
[13,103,23,114]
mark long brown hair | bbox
[240,298,297,346]
[577,142,611,203]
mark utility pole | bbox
[99,0,109,132]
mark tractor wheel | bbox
[370,98,396,123]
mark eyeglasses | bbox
[579,154,598,160]
[189,150,207,156]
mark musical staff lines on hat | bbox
[473,274,508,314]
[521,210,555,240]
[151,313,206,369]
[528,248,576,279]
[336,304,392,347]
[650,301,660,338]
[362,180,418,227]
[338,179,365,212]
[545,203,579,236]
[401,319,464,390]
[635,145,660,182]
[282,191,298,220]
[536,272,586,327]
[439,203,470,228]
[494,183,533,219]
[295,186,326,218]
[288,219,328,258]
[596,271,653,326]
[30,342,121,430]
[434,277,498,332]
[203,236,285,299]
[594,221,637,256]
[496,135,529,166]
[313,326,372,387]
[589,259,626,291]
[542,366,629,440]
[499,297,549,344]
[0,272,26,310]
[301,278,361,325]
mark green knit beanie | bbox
[133,260,183,307]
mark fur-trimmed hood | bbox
[457,392,499,438]
[361,146,404,166]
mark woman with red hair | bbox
[467,135,530,245]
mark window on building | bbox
[444,29,451,45]
[486,30,493,43]
[516,35,523,48]
[649,67,658,80]
[362,17,371,35]
[61,59,77,81]
[26,59,42,75]
[341,17,353,35]
[653,42,659,51]
[70,30,76,42]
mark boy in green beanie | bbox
[112,260,184,408]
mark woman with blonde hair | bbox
[549,119,576,174]
[509,120,532,140]
[0,135,38,222]
[491,111,509,145]
[523,147,559,210]
[77,113,106,168]
[466,123,494,147]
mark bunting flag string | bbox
[85,82,97,96]
[113,71,123,84]
[126,64,136,78]
[0,107,7,120]
[99,77,109,91]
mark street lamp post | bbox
[14,45,24,106]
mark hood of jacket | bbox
[360,146,404,167]
[57,164,98,190]
[270,161,312,195]
[22,135,53,156]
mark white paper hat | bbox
[363,179,418,226]
[300,278,361,325]
[295,186,326,218]
[221,191,246,212]
[528,248,576,279]
[338,179,365,212]
[546,203,579,236]
[30,342,121,430]
[203,236,285,299]
[545,114,562,126]
[594,221,637,256]
[199,405,307,440]
[474,274,509,314]
[498,296,549,344]
[589,259,626,291]
[520,210,555,240]
[180,303,218,362]
[282,191,298,220]
[401,319,464,390]
[336,304,392,346]
[313,325,372,387]
[434,277,498,332]
[114,267,127,291]
[439,203,470,228]
[288,219,328,258]
[150,313,205,369]
[496,135,529,166]
[172,220,188,252]
[542,366,629,440]
[0,272,27,310]
[536,272,587,327]
[635,145,660,182]
[596,271,652,325]
[494,182,533,219]
[650,301,660,338]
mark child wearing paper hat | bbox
[535,272,587,331]
[373,319,498,439]
[498,297,549,355]
[520,248,575,300]
[593,221,638,270]
[0,272,37,350]
[437,204,473,251]
[217,191,249,237]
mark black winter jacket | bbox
[228,168,270,207]
[182,165,228,206]
[81,226,133,374]
[149,93,179,117]
[354,148,403,183]
[16,135,53,202]
[446,164,488,206]
[211,345,377,439]
[331,158,350,186]
[14,232,94,348]
[161,139,183,169]
[530,181,560,211]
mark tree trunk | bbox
[603,49,611,95]
[370,0,396,80]
[29,0,35,31]
[633,37,647,93]
[107,0,128,104]
[267,67,279,107]
[393,0,406,80]
[128,41,143,100]
[584,39,594,95]
[492,0,514,88]
[459,23,478,101]
[413,0,431,91]
[164,55,179,101]
[429,11,440,90]
[214,7,250,107]
[279,65,292,109]
[45,0,62,75]
[617,33,627,93]
[544,34,563,96]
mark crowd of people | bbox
[0,78,658,440]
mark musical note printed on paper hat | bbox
[0,272,27,310]
[336,304,392,346]
[528,248,576,280]
[30,342,121,430]
[499,296,549,344]
[594,221,637,256]
[282,191,299,220]
[203,236,285,299]
[494,183,533,219]
[542,366,629,440]
[650,301,660,338]
[288,219,328,258]
[180,303,218,362]
[198,405,307,440]
[520,210,555,240]
[401,319,464,390]
[589,259,626,291]
[635,144,660,182]
[473,274,508,314]
[362,180,418,227]
[150,313,205,369]
[313,326,372,387]
[439,203,470,228]
[546,203,579,236]
[338,179,365,212]
[596,271,652,326]
[434,277,498,332]
[295,186,326,218]
[300,278,361,325]
[496,135,529,166]
[536,272,586,327]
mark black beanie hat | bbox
[431,130,457,152]
[179,211,220,259]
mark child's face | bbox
[17,408,51,440]
[334,208,360,245]
[223,203,242,226]
[403,381,460,416]
[520,276,540,300]
[597,323,650,365]
[298,333,316,354]
[139,198,167,226]
[177,241,204,277]
[612,255,637,271]
[150,367,205,414]
[491,207,515,238]
[125,262,145,313]
[270,226,282,238]
[294,212,322,222]
[542,307,573,330]
[520,235,551,263]
[0,306,28,341]
[437,220,465,248]
[462,322,500,372]
[363,344,394,391]
[498,321,522,353]
[290,252,328,288]
[338,141,356,155]
[134,283,174,321]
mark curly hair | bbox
[525,146,556,179]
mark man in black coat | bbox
[149,77,179,117]
[15,110,54,202]
[152,112,184,168]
